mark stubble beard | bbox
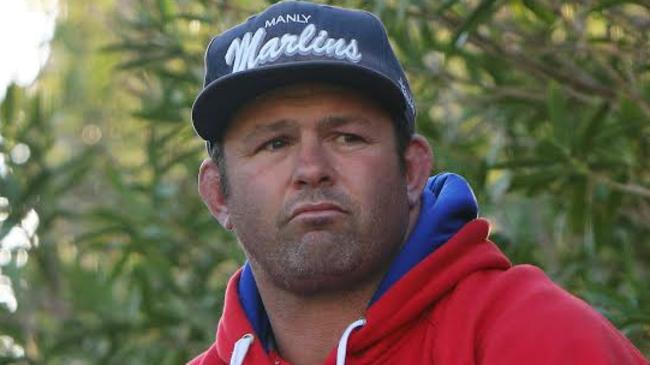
[231,186,410,296]
[270,215,375,294]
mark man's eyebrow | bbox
[317,115,370,130]
[243,119,295,141]
[241,115,370,141]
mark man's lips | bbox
[289,202,347,221]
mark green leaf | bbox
[546,81,572,147]
[1,84,18,127]
[578,101,610,154]
[452,0,500,48]
[522,0,555,24]
[589,0,650,13]
[157,0,177,22]
[434,0,462,15]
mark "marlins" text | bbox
[225,24,363,73]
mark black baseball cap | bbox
[191,1,416,146]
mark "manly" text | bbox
[265,13,312,28]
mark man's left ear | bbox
[403,135,433,207]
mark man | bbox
[188,1,648,364]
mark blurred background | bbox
[0,0,648,363]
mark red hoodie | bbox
[189,219,648,364]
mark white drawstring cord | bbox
[230,333,254,365]
[230,318,365,365]
[336,318,366,365]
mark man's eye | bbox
[260,138,288,152]
[335,133,365,144]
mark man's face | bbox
[221,84,411,295]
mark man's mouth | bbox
[289,202,347,222]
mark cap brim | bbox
[191,61,406,141]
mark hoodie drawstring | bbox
[336,318,366,365]
[230,333,254,365]
[229,318,365,365]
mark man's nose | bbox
[291,138,334,189]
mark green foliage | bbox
[1,0,648,363]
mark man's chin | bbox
[297,229,342,244]
[276,271,368,297]
[266,242,363,294]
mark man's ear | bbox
[403,135,433,208]
[198,159,233,230]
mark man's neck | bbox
[254,273,379,365]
